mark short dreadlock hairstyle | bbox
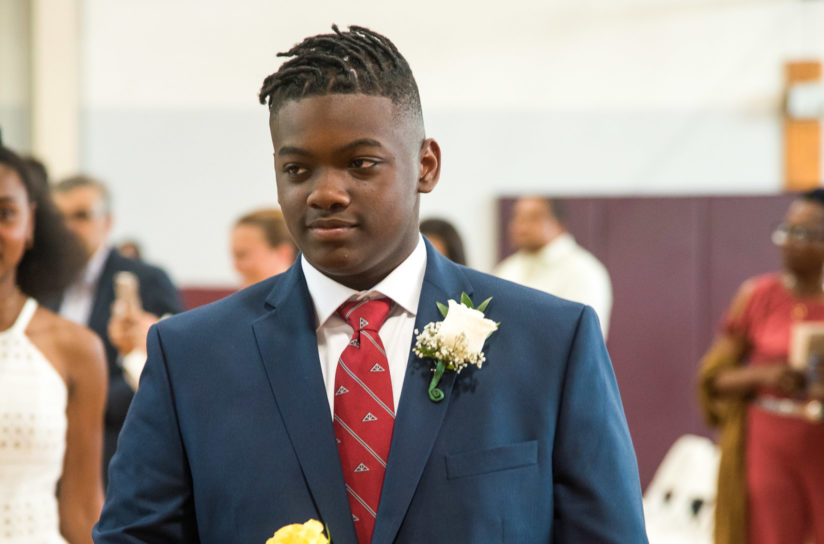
[258,25,423,127]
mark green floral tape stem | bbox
[428,360,446,402]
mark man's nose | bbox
[306,170,350,210]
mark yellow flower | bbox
[266,519,330,544]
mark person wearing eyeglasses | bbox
[698,189,824,544]
[48,175,182,489]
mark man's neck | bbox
[301,236,427,328]
[523,230,565,255]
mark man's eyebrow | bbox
[276,139,384,158]
[335,138,384,153]
[276,146,311,157]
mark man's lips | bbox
[308,218,356,229]
[306,218,357,240]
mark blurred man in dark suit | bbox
[48,175,182,487]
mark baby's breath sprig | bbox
[413,292,498,402]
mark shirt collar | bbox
[81,244,111,286]
[301,235,427,329]
[538,232,576,263]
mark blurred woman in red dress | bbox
[700,189,824,544]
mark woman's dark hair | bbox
[420,218,467,265]
[0,145,85,301]
[800,188,824,209]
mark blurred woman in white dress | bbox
[0,145,106,543]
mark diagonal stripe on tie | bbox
[344,299,371,320]
[334,415,388,467]
[338,359,395,417]
[346,484,378,518]
[360,330,386,357]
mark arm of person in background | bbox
[109,265,178,390]
[57,322,108,544]
[108,308,160,390]
[698,279,805,426]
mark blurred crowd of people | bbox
[4,133,824,544]
[0,136,617,542]
[2,135,621,542]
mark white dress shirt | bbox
[494,233,612,338]
[59,245,110,325]
[302,236,427,418]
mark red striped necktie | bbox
[333,297,394,544]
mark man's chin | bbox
[304,249,361,276]
[306,251,392,291]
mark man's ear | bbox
[417,138,441,194]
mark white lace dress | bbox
[0,298,68,543]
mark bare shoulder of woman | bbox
[28,307,106,385]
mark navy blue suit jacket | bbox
[94,243,648,543]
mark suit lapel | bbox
[251,264,358,544]
[88,250,117,335]
[372,245,472,544]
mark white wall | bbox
[0,0,31,148]
[79,0,824,284]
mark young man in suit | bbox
[95,26,648,543]
[50,175,182,485]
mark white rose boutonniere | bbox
[413,293,499,402]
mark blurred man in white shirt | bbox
[50,175,181,486]
[494,196,612,338]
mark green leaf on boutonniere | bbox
[436,301,449,318]
[476,297,492,313]
[460,292,473,308]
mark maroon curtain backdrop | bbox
[179,287,236,310]
[498,194,795,488]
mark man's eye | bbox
[0,208,17,221]
[283,165,307,176]
[350,158,378,169]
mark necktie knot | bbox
[337,298,391,333]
